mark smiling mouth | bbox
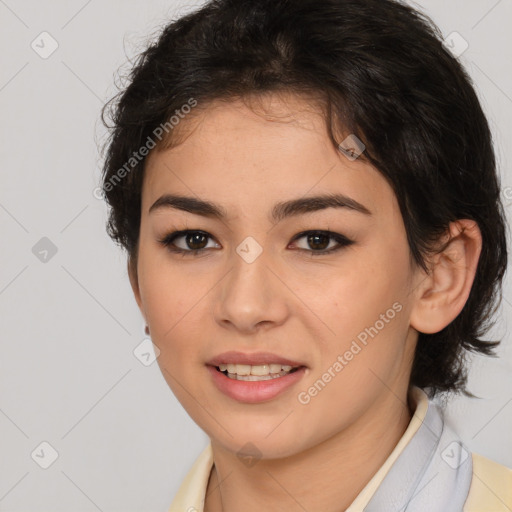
[216,363,301,381]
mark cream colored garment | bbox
[168,386,512,511]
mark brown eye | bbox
[158,230,220,256]
[290,230,354,256]
[184,232,209,250]
[306,232,330,251]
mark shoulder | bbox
[463,452,512,512]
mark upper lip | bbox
[207,351,306,368]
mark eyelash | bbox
[157,229,354,257]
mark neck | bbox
[204,386,414,512]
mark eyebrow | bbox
[148,193,372,222]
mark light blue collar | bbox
[364,393,473,512]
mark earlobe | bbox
[410,219,482,334]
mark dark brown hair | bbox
[100,0,508,398]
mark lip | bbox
[206,351,306,367]
[207,364,307,403]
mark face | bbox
[129,92,424,459]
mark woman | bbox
[100,0,512,510]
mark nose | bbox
[213,244,290,334]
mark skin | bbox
[128,92,482,511]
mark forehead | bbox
[142,94,397,222]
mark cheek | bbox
[317,250,408,335]
[137,260,207,362]
[138,243,197,321]
[310,237,412,380]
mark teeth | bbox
[269,364,282,374]
[217,363,298,377]
[251,364,271,376]
[234,364,251,375]
[231,373,287,381]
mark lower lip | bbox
[207,365,307,403]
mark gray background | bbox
[0,0,511,510]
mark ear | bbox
[127,257,145,319]
[410,219,482,334]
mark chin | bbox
[208,420,313,461]
[219,435,302,461]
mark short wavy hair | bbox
[100,0,508,398]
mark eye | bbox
[289,230,354,256]
[158,229,354,257]
[157,230,220,256]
